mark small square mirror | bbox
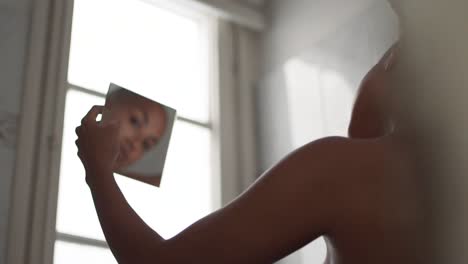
[102,83,176,187]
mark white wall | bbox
[0,0,32,263]
[257,0,398,263]
[385,1,468,263]
[235,0,265,9]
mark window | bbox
[54,0,218,262]
[282,57,354,263]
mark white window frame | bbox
[6,0,261,263]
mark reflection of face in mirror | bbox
[105,89,167,171]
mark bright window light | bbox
[54,0,216,262]
[68,0,210,123]
[54,241,116,264]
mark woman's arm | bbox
[76,106,345,264]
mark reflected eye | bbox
[130,116,142,128]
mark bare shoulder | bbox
[261,137,352,187]
[298,136,392,184]
[284,136,391,208]
[284,136,376,177]
[284,136,354,164]
[248,136,357,193]
[261,136,377,209]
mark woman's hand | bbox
[75,105,120,186]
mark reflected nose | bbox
[126,128,145,153]
[125,137,143,154]
[123,138,135,152]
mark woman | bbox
[75,45,430,264]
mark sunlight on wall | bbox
[284,58,353,148]
[283,57,354,263]
[284,59,324,146]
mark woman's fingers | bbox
[75,139,82,159]
[81,105,104,125]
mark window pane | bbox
[56,90,106,240]
[115,121,213,239]
[68,0,210,122]
[56,90,214,240]
[54,241,116,264]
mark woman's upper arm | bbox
[157,137,347,264]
